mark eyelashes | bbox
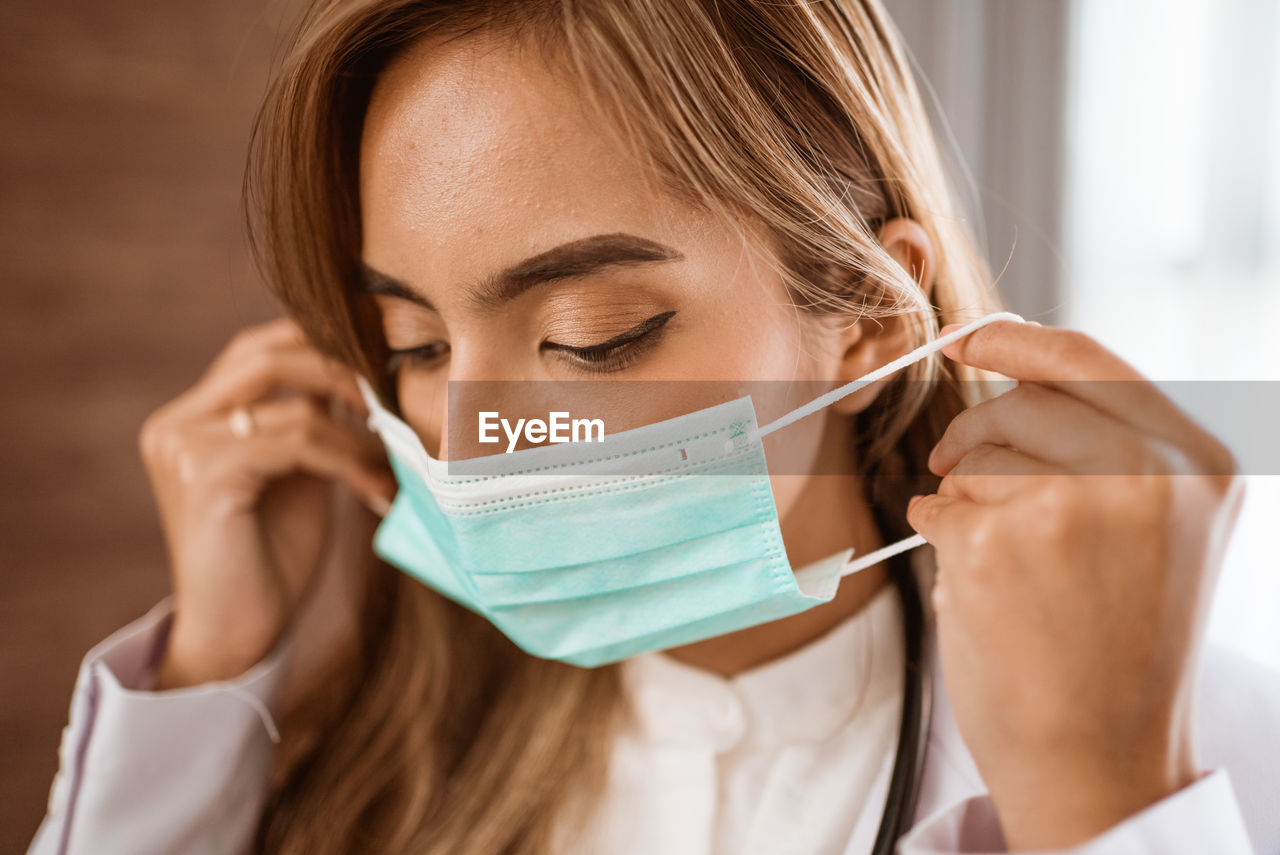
[542,310,676,373]
[384,340,448,375]
[383,310,677,375]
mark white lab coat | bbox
[26,577,1280,855]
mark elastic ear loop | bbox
[743,311,1027,578]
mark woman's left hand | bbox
[906,319,1247,851]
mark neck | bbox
[663,469,891,677]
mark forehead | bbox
[359,31,710,276]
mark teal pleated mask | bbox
[355,311,1024,667]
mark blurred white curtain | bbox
[1062,0,1280,670]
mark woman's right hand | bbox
[139,317,398,689]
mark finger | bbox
[936,443,1057,504]
[234,316,308,350]
[939,319,1144,382]
[937,320,1198,446]
[185,347,369,420]
[199,397,395,505]
[928,381,1146,476]
[905,492,982,551]
[205,317,306,373]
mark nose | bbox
[440,345,541,461]
[432,341,564,461]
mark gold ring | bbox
[228,406,257,439]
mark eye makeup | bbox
[542,310,677,374]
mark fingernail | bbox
[1028,320,1043,327]
[939,323,962,336]
[907,494,923,511]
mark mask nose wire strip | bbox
[748,311,1026,443]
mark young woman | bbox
[28,1,1280,853]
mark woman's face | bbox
[358,31,878,534]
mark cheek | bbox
[769,474,812,520]
[679,301,823,383]
[762,409,838,522]
[398,372,449,457]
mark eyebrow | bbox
[356,232,685,311]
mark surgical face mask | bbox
[356,311,1024,667]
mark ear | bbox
[829,217,936,415]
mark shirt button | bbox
[710,694,746,750]
[719,698,739,724]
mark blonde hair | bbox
[245,0,1004,851]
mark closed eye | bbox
[384,340,449,374]
[383,310,677,376]
[543,311,676,374]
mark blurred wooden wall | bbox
[0,1,306,848]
